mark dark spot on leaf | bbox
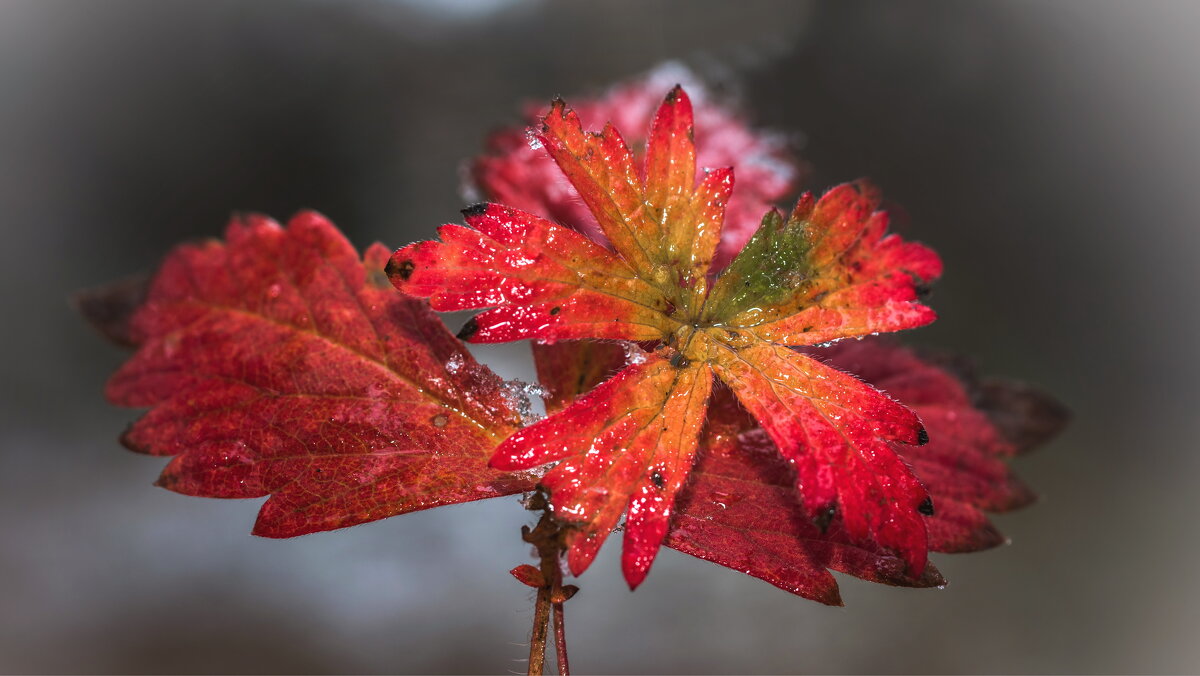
[811,291,829,304]
[550,306,561,315]
[917,426,930,445]
[651,471,665,489]
[918,497,935,516]
[665,85,681,103]
[669,352,690,368]
[814,504,837,533]
[387,258,416,281]
[461,203,488,218]
[663,300,676,316]
[456,317,479,341]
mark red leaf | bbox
[106,212,536,537]
[535,337,1058,604]
[387,203,673,343]
[678,339,1059,601]
[510,564,545,588]
[708,341,932,574]
[668,386,946,605]
[401,87,942,586]
[470,64,800,271]
[492,354,713,589]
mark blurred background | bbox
[1,0,1196,672]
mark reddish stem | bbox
[520,491,575,676]
[552,598,569,675]
[527,586,551,675]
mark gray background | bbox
[1,0,1195,672]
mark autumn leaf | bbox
[391,86,942,587]
[670,339,1066,603]
[471,63,800,271]
[105,211,537,537]
[532,337,1064,604]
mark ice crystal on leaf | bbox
[390,85,944,588]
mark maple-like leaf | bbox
[390,86,942,588]
[670,339,1066,603]
[471,64,800,270]
[105,211,536,537]
[535,337,1065,604]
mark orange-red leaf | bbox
[535,87,732,304]
[491,353,712,588]
[704,182,942,345]
[403,87,944,583]
[708,341,931,573]
[106,212,535,537]
[470,64,800,270]
[534,338,1062,603]
[388,203,674,343]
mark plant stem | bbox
[527,585,551,675]
[552,597,569,675]
[520,491,574,676]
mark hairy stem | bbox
[528,585,551,675]
[520,491,575,676]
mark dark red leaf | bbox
[74,274,150,348]
[510,564,545,588]
[667,386,946,605]
[975,379,1071,454]
[106,212,536,537]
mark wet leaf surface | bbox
[397,86,942,586]
[106,212,535,537]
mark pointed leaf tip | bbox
[456,316,479,341]
[461,202,488,218]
